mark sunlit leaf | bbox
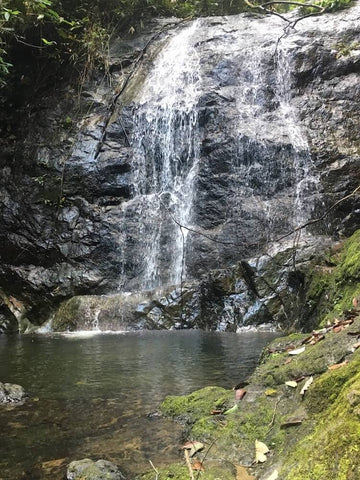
[288,346,305,355]
[285,381,298,388]
[255,440,269,463]
[300,376,313,395]
[265,388,277,397]
[42,38,57,46]
[264,470,279,480]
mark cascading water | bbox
[120,21,202,291]
[118,14,321,293]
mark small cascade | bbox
[275,43,320,226]
[120,21,202,291]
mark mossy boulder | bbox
[305,230,360,326]
[281,352,360,480]
[66,458,125,480]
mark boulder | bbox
[66,459,125,480]
[0,382,27,404]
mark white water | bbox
[123,21,202,290]
[118,14,323,292]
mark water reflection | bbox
[0,330,278,479]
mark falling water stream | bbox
[117,15,319,293]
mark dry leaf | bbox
[285,381,298,388]
[255,439,269,463]
[300,376,313,395]
[210,409,223,415]
[192,459,205,472]
[264,470,279,480]
[284,358,292,365]
[280,419,303,429]
[182,441,204,457]
[235,389,247,401]
[352,341,360,351]
[235,465,255,480]
[288,346,305,356]
[328,360,348,370]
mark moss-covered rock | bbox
[305,230,360,326]
[281,359,360,480]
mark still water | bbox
[0,330,278,479]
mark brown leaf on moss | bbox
[235,389,247,401]
[182,441,204,457]
[236,465,255,479]
[192,459,205,471]
[210,409,223,415]
[328,360,349,370]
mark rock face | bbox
[67,459,125,480]
[0,7,359,329]
[0,382,27,404]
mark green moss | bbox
[305,350,360,414]
[305,230,360,326]
[52,297,82,331]
[282,359,360,480]
[251,325,355,387]
[140,463,236,480]
[160,386,232,421]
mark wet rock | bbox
[0,6,359,328]
[66,459,125,480]
[0,382,27,404]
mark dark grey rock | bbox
[0,6,359,329]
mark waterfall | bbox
[117,14,321,292]
[120,21,202,291]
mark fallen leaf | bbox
[255,439,269,463]
[352,341,360,351]
[288,346,305,356]
[192,459,205,472]
[309,334,325,345]
[285,345,297,352]
[210,409,223,415]
[41,458,67,472]
[285,381,298,388]
[300,376,313,395]
[264,470,279,480]
[328,360,348,370]
[182,441,204,457]
[333,325,344,333]
[347,331,360,336]
[284,358,292,365]
[280,419,303,429]
[294,375,306,383]
[224,404,238,415]
[235,389,247,401]
[301,335,314,345]
[235,465,255,480]
[265,388,277,397]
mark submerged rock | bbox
[66,459,125,480]
[0,382,27,404]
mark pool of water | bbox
[0,330,278,479]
